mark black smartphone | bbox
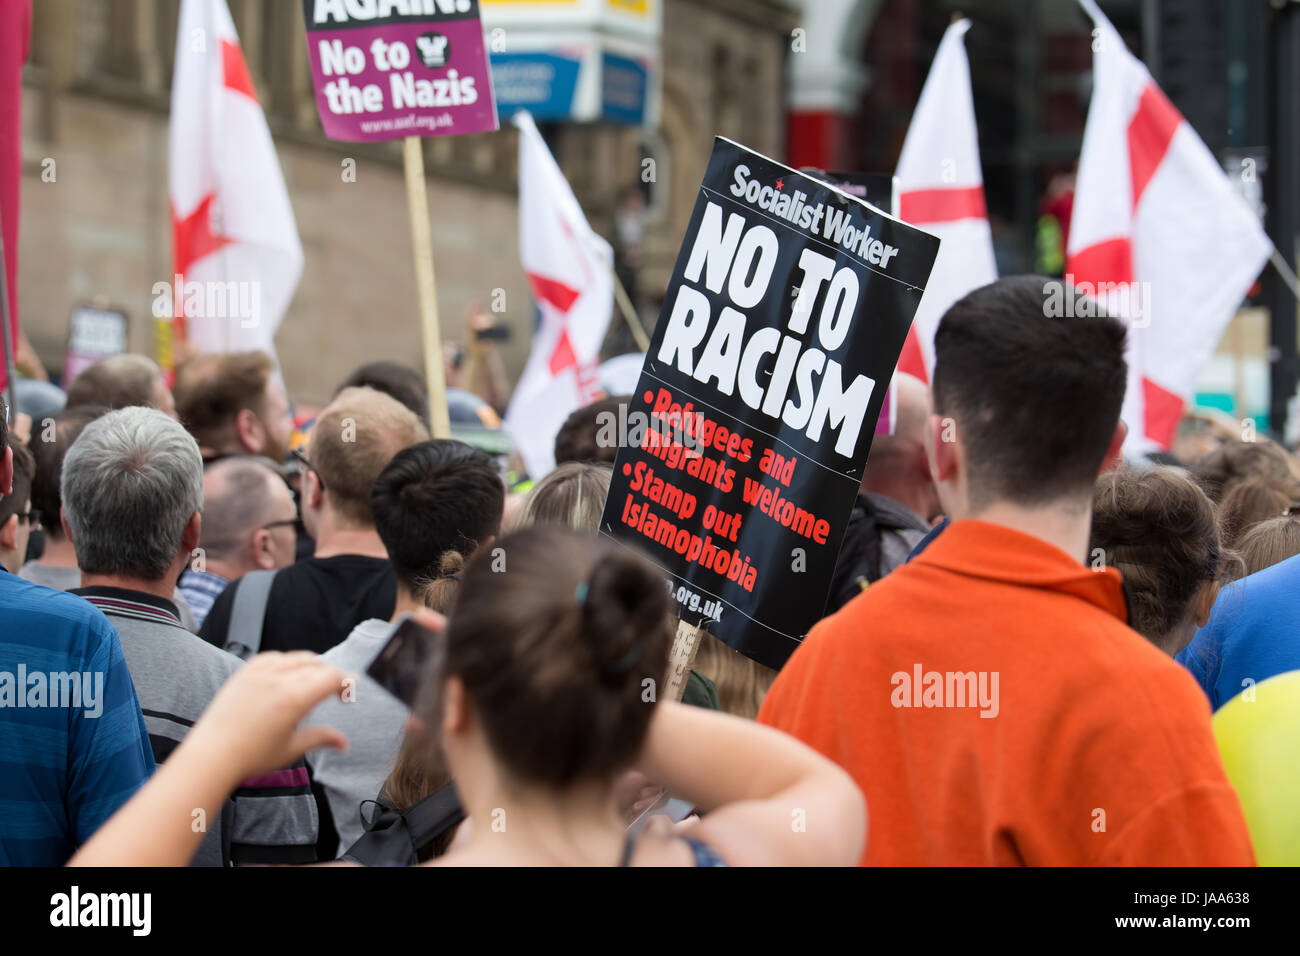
[473,323,511,342]
[366,613,441,708]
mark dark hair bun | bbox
[438,527,673,788]
[581,549,670,689]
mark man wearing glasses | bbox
[199,387,430,656]
[177,456,299,630]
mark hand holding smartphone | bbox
[365,613,444,709]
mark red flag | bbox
[0,0,31,392]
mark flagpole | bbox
[1269,246,1300,304]
[611,268,650,352]
[402,136,452,439]
[0,205,16,418]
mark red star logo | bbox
[775,178,784,190]
[171,193,233,335]
[172,193,232,278]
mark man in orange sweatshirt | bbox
[758,276,1255,866]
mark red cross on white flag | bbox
[505,111,613,478]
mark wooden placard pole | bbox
[611,267,650,353]
[402,135,452,439]
[664,618,705,702]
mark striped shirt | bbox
[176,569,229,631]
[0,568,155,865]
[71,586,319,865]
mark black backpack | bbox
[826,494,927,614]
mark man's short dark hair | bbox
[371,439,504,591]
[30,405,109,535]
[336,361,430,430]
[0,436,35,527]
[931,276,1128,510]
[554,395,629,466]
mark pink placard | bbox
[301,1,498,142]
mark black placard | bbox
[599,139,939,670]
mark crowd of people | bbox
[2,274,1298,867]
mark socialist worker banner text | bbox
[599,139,939,670]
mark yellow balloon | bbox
[1212,669,1300,866]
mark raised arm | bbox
[69,653,349,867]
[635,701,866,867]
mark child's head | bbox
[428,527,671,790]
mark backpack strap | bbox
[342,783,465,866]
[223,569,278,661]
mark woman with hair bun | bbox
[71,527,866,867]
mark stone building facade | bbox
[17,0,795,403]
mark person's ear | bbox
[304,469,324,510]
[926,412,958,484]
[0,513,17,553]
[235,408,266,455]
[60,507,74,545]
[443,674,470,735]
[472,533,496,558]
[402,714,426,736]
[1099,421,1128,475]
[1193,580,1219,629]
[251,528,276,570]
[181,511,202,559]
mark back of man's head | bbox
[62,406,204,581]
[173,350,275,452]
[862,373,936,514]
[30,405,108,538]
[0,436,35,527]
[199,456,285,562]
[335,361,430,431]
[932,276,1128,511]
[371,439,504,592]
[554,396,629,466]
[64,355,165,413]
[310,387,431,527]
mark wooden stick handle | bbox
[403,136,452,439]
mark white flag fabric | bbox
[169,0,302,356]
[1068,0,1269,453]
[505,111,614,478]
[894,17,998,383]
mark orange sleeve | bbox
[1098,783,1257,866]
[756,622,824,731]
